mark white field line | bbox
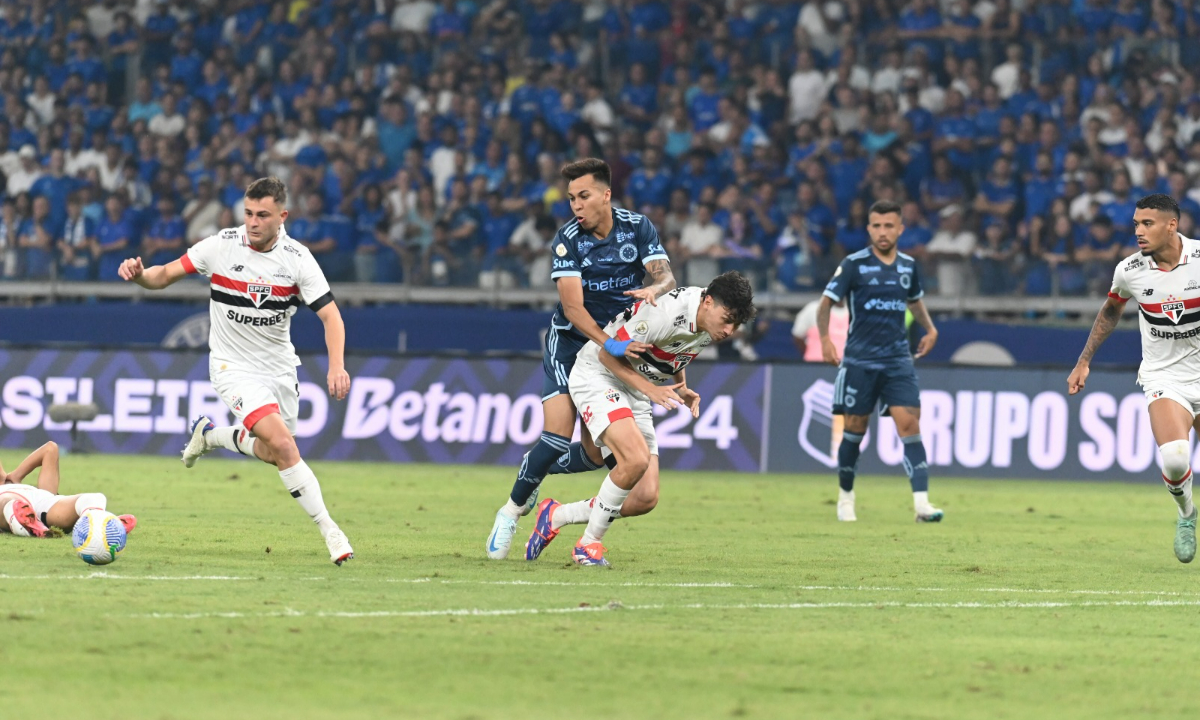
[4,573,1200,597]
[122,598,1200,620]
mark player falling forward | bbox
[525,272,756,566]
[0,442,136,537]
[485,158,676,559]
[118,177,354,565]
[1069,194,1200,563]
[817,200,942,523]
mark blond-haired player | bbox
[118,177,354,565]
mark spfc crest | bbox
[1162,296,1186,324]
[248,283,272,308]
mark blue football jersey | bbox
[823,248,924,366]
[549,207,669,333]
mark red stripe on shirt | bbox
[211,274,299,296]
[1137,296,1200,313]
[616,326,631,341]
[180,253,197,274]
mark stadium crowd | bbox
[0,0,1194,297]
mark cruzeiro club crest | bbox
[619,243,637,263]
[1162,294,1186,324]
[247,283,273,308]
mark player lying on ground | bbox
[1068,193,1200,564]
[0,441,136,537]
[525,271,756,567]
[486,157,676,560]
[118,177,354,565]
[818,199,942,523]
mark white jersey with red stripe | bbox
[181,225,333,377]
[572,286,713,397]
[1108,233,1200,387]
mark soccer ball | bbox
[71,509,127,565]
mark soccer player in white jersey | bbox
[1069,194,1200,564]
[524,272,756,566]
[0,441,137,537]
[117,177,354,565]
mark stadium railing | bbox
[0,280,1133,318]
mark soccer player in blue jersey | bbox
[818,199,943,523]
[486,158,676,559]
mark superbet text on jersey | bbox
[1108,234,1200,387]
[181,225,335,376]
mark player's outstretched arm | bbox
[316,301,351,401]
[908,299,939,359]
[1068,296,1125,394]
[557,276,651,358]
[118,257,188,289]
[5,441,60,494]
[623,258,676,306]
[598,350,683,411]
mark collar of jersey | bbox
[1150,233,1192,271]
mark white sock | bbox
[913,491,931,510]
[499,499,523,520]
[279,460,338,537]
[74,493,107,514]
[1160,440,1195,517]
[839,489,854,503]
[580,476,629,546]
[551,498,594,530]
[207,426,256,457]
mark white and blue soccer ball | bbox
[71,509,127,565]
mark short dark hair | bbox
[868,199,902,217]
[245,176,288,207]
[1136,193,1181,219]
[561,158,611,187]
[704,271,756,327]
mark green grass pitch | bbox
[3,450,1200,720]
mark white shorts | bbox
[211,363,299,434]
[569,369,658,456]
[0,484,60,521]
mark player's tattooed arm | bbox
[1068,296,1125,394]
[908,300,939,359]
[624,259,677,306]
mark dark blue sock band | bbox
[902,434,929,493]
[838,431,865,492]
[510,431,571,505]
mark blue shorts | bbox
[542,322,588,401]
[831,361,921,417]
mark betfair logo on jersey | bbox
[585,273,638,292]
[248,284,273,308]
[863,298,908,312]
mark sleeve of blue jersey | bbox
[549,229,582,280]
[638,218,669,265]
[822,261,852,302]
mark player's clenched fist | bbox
[328,367,350,401]
[117,256,144,281]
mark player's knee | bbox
[266,433,299,461]
[624,451,650,480]
[1160,440,1191,483]
[74,493,106,514]
[42,441,58,455]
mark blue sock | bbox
[902,434,929,493]
[547,442,603,475]
[510,432,571,505]
[837,431,865,492]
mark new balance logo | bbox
[1144,288,1154,296]
[231,265,244,272]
